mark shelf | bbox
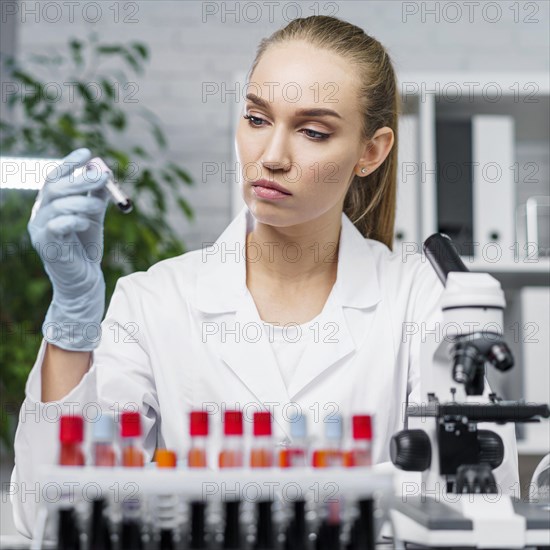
[459,257,549,287]
[397,72,550,95]
[517,441,550,455]
[463,257,550,273]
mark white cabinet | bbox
[517,287,550,453]
[395,114,419,245]
[396,72,550,273]
[397,72,550,454]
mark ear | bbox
[354,127,395,177]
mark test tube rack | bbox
[30,464,396,549]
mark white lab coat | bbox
[11,204,520,539]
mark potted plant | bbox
[0,32,194,455]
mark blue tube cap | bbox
[92,412,115,442]
[324,413,343,440]
[289,412,307,439]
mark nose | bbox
[260,128,292,173]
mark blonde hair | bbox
[247,15,399,250]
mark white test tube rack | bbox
[30,465,395,548]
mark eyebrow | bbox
[245,93,343,120]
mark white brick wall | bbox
[7,0,550,251]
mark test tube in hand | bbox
[86,157,133,213]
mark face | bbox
[235,41,370,229]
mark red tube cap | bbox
[352,415,372,440]
[59,415,83,444]
[253,411,272,437]
[224,410,243,436]
[190,411,209,436]
[121,411,141,438]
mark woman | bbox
[12,15,519,539]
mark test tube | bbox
[250,411,274,468]
[219,410,244,468]
[86,157,133,213]
[58,415,85,466]
[188,411,209,468]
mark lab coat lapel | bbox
[194,205,382,407]
[195,205,290,414]
[223,292,291,409]
[287,214,383,399]
[286,298,356,400]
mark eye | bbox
[303,128,330,140]
[243,114,264,127]
[243,114,330,141]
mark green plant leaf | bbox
[22,92,40,114]
[123,52,142,74]
[69,38,84,66]
[177,197,194,220]
[167,163,193,185]
[7,93,19,108]
[77,82,96,102]
[131,146,150,159]
[109,110,127,131]
[11,69,40,88]
[138,109,167,149]
[100,78,115,99]
[96,45,124,56]
[105,149,130,173]
[130,43,149,60]
[3,55,16,68]
[160,169,175,184]
[57,113,79,137]
[28,54,55,65]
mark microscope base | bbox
[388,495,550,549]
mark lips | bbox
[251,179,292,195]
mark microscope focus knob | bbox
[390,429,432,471]
[478,430,504,469]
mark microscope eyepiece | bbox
[423,233,469,285]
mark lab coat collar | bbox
[193,205,384,417]
[195,204,382,313]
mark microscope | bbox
[388,234,550,549]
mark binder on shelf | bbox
[472,115,516,263]
[395,114,419,249]
[435,114,516,262]
[435,116,473,256]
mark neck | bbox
[246,208,342,287]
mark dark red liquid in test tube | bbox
[187,411,208,468]
[219,410,244,468]
[120,411,144,467]
[58,415,85,466]
[250,411,274,468]
[343,415,373,467]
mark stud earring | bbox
[361,167,367,174]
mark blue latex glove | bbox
[27,148,110,351]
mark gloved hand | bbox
[27,148,111,351]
